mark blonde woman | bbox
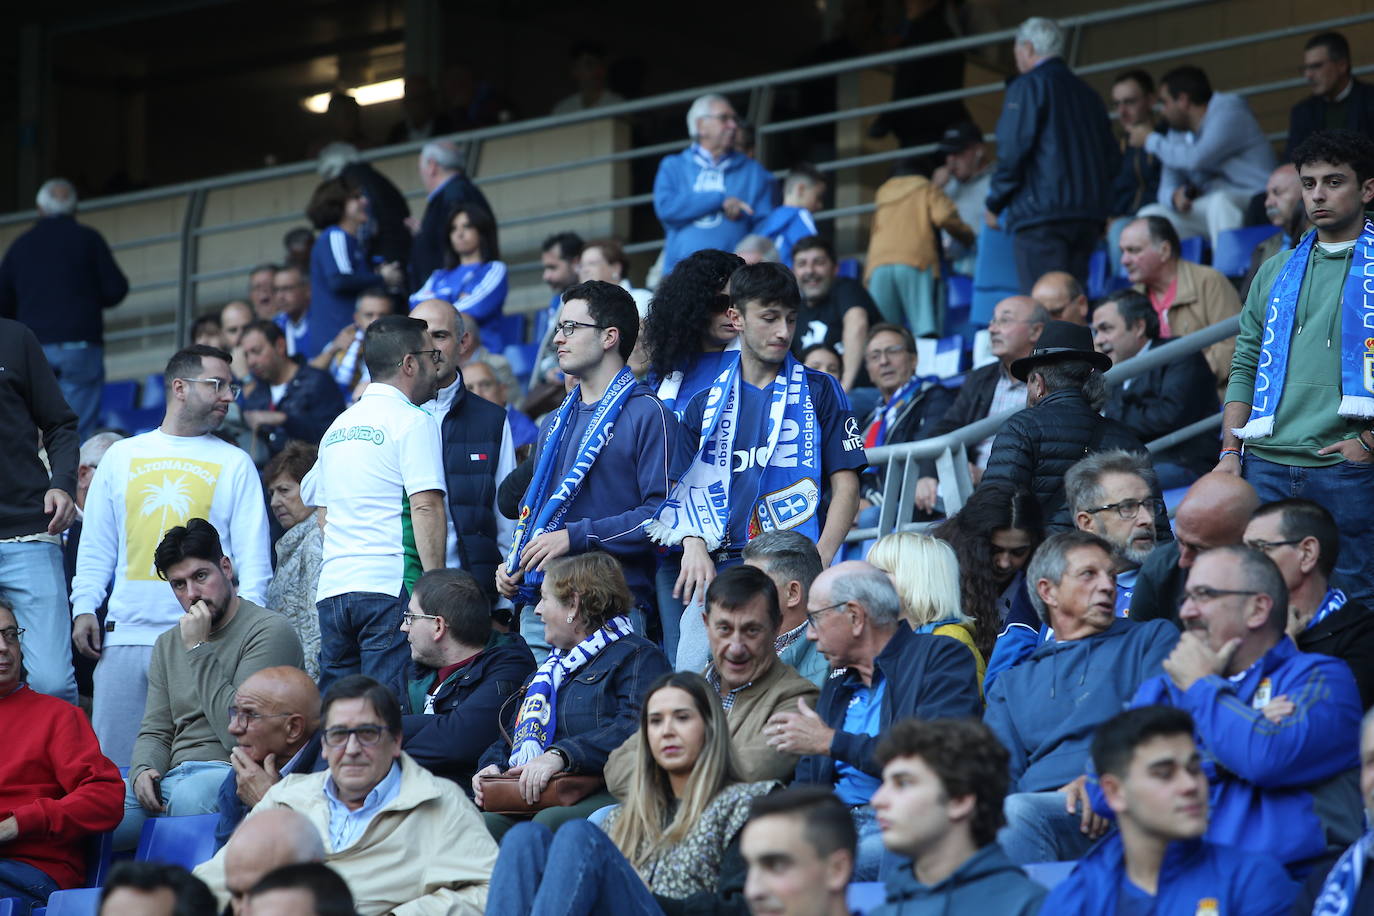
[486,671,777,915]
[869,532,987,688]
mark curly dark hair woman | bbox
[931,483,1044,659]
[642,249,744,385]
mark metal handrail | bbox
[844,316,1240,542]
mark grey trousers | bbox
[92,645,153,769]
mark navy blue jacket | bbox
[1287,77,1374,158]
[986,57,1118,233]
[240,364,346,458]
[213,733,326,850]
[1125,638,1363,870]
[438,380,508,607]
[478,633,671,776]
[795,624,981,787]
[0,214,128,345]
[400,631,536,792]
[409,173,494,293]
[1043,834,1296,915]
[871,844,1045,916]
[1110,144,1161,217]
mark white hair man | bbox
[653,93,775,275]
[1066,449,1164,614]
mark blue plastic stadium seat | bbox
[135,813,221,870]
[846,882,887,914]
[484,313,527,353]
[85,830,114,888]
[1213,225,1280,278]
[1025,860,1077,889]
[502,343,539,385]
[837,257,862,280]
[916,335,966,379]
[971,227,1019,326]
[1178,235,1208,265]
[0,898,24,916]
[1087,246,1109,301]
[1163,485,1190,516]
[944,273,973,332]
[138,374,166,410]
[41,887,101,916]
[100,380,138,414]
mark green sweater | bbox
[1226,241,1367,466]
[130,598,304,782]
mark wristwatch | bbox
[549,746,571,772]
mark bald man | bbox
[412,299,516,609]
[1031,271,1090,325]
[213,667,324,849]
[1128,472,1259,626]
[206,808,325,915]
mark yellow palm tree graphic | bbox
[140,475,194,534]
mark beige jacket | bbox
[1135,258,1241,398]
[195,753,495,916]
[865,175,974,278]
[604,658,819,800]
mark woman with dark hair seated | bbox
[487,671,778,916]
[409,203,510,347]
[473,552,670,840]
[932,482,1045,690]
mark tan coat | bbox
[1135,258,1241,398]
[603,658,820,801]
[865,175,974,278]
[195,753,495,916]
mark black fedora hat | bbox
[1010,320,1113,381]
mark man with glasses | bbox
[1287,32,1374,157]
[1127,544,1363,870]
[396,569,534,791]
[72,345,272,768]
[118,520,303,851]
[213,666,324,849]
[1244,499,1374,709]
[0,594,122,910]
[271,266,312,358]
[1066,449,1166,615]
[984,531,1178,864]
[766,561,980,880]
[194,675,497,914]
[304,315,447,690]
[653,92,774,275]
[237,319,344,467]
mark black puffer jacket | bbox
[980,388,1145,531]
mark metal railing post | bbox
[175,188,207,346]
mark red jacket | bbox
[0,685,123,888]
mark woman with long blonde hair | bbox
[869,531,987,688]
[486,671,778,915]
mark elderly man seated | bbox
[604,564,819,797]
[984,531,1178,864]
[219,809,325,915]
[767,560,981,881]
[196,675,497,915]
[0,595,123,909]
[213,666,324,849]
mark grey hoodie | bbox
[870,844,1046,916]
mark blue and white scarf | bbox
[1308,588,1348,631]
[505,367,639,593]
[1235,220,1374,440]
[1313,830,1372,916]
[508,615,632,767]
[647,352,820,551]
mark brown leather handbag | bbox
[478,773,604,816]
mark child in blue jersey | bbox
[409,203,509,348]
[753,164,825,268]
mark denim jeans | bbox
[483,792,618,845]
[114,759,232,851]
[0,540,76,702]
[486,820,665,916]
[998,790,1104,863]
[0,858,59,909]
[316,589,409,692]
[43,342,104,445]
[850,804,909,882]
[1243,454,1374,606]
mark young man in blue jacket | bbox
[869,718,1046,915]
[1127,544,1363,871]
[1045,705,1296,914]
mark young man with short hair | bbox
[870,718,1045,914]
[741,785,857,916]
[1044,705,1295,914]
[498,280,675,658]
[238,319,344,464]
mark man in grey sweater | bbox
[116,519,303,850]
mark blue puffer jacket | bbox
[1123,638,1363,870]
[477,633,671,776]
[1042,834,1296,915]
[985,57,1118,233]
[984,617,1178,793]
[870,844,1045,916]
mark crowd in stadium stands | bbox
[3,13,1374,916]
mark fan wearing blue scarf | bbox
[649,262,867,610]
[1217,129,1374,607]
[496,281,675,655]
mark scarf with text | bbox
[1313,830,1371,916]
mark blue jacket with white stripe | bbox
[308,225,386,358]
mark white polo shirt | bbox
[306,383,446,600]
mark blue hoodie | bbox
[1122,638,1363,871]
[653,146,775,274]
[1042,834,1296,915]
[870,844,1045,916]
[984,618,1178,792]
